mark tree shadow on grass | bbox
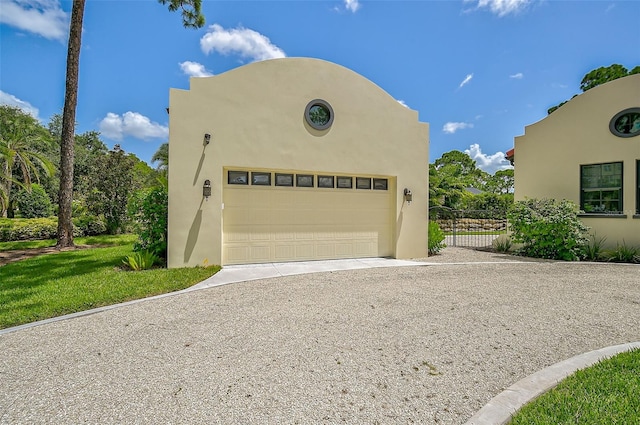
[0,247,125,297]
[0,246,130,328]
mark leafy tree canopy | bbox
[486,168,514,195]
[580,64,629,92]
[158,0,205,28]
[429,150,512,209]
[548,64,639,114]
[87,145,136,234]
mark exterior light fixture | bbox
[203,179,212,200]
[404,188,412,205]
[204,133,211,145]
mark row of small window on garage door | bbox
[227,170,389,190]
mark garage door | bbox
[222,171,394,265]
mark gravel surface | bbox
[1,249,639,424]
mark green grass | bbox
[509,349,640,424]
[0,241,220,329]
[0,234,137,251]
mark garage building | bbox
[167,58,429,267]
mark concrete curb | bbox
[463,341,640,425]
[0,287,197,336]
[0,259,632,336]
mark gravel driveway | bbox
[1,248,639,424]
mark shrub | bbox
[0,217,59,241]
[0,216,107,241]
[14,184,53,218]
[122,250,159,271]
[128,186,168,258]
[74,215,107,236]
[508,198,589,261]
[603,242,640,264]
[428,220,446,255]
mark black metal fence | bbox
[429,206,508,249]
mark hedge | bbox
[0,216,107,242]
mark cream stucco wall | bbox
[513,74,640,248]
[167,58,429,267]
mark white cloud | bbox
[200,24,286,62]
[179,61,213,77]
[0,90,40,119]
[510,72,524,79]
[99,112,168,141]
[443,122,474,134]
[344,0,361,13]
[465,143,513,174]
[465,0,533,17]
[459,73,473,88]
[0,0,69,40]
[397,99,409,108]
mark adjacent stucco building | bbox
[167,58,429,267]
[512,74,640,248]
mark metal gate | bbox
[429,206,508,248]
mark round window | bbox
[609,108,640,138]
[304,99,334,130]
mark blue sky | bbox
[1,0,639,173]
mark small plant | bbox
[428,220,446,255]
[583,233,607,261]
[493,234,512,253]
[122,250,159,271]
[604,241,640,264]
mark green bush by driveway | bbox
[508,198,589,261]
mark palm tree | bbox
[151,142,169,172]
[0,106,55,217]
[56,0,205,248]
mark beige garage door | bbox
[222,175,394,265]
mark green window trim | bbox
[637,160,640,215]
[580,162,623,214]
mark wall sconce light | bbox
[203,179,211,200]
[203,133,211,145]
[404,188,412,205]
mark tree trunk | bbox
[56,0,85,249]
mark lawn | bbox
[0,237,220,329]
[509,348,640,424]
